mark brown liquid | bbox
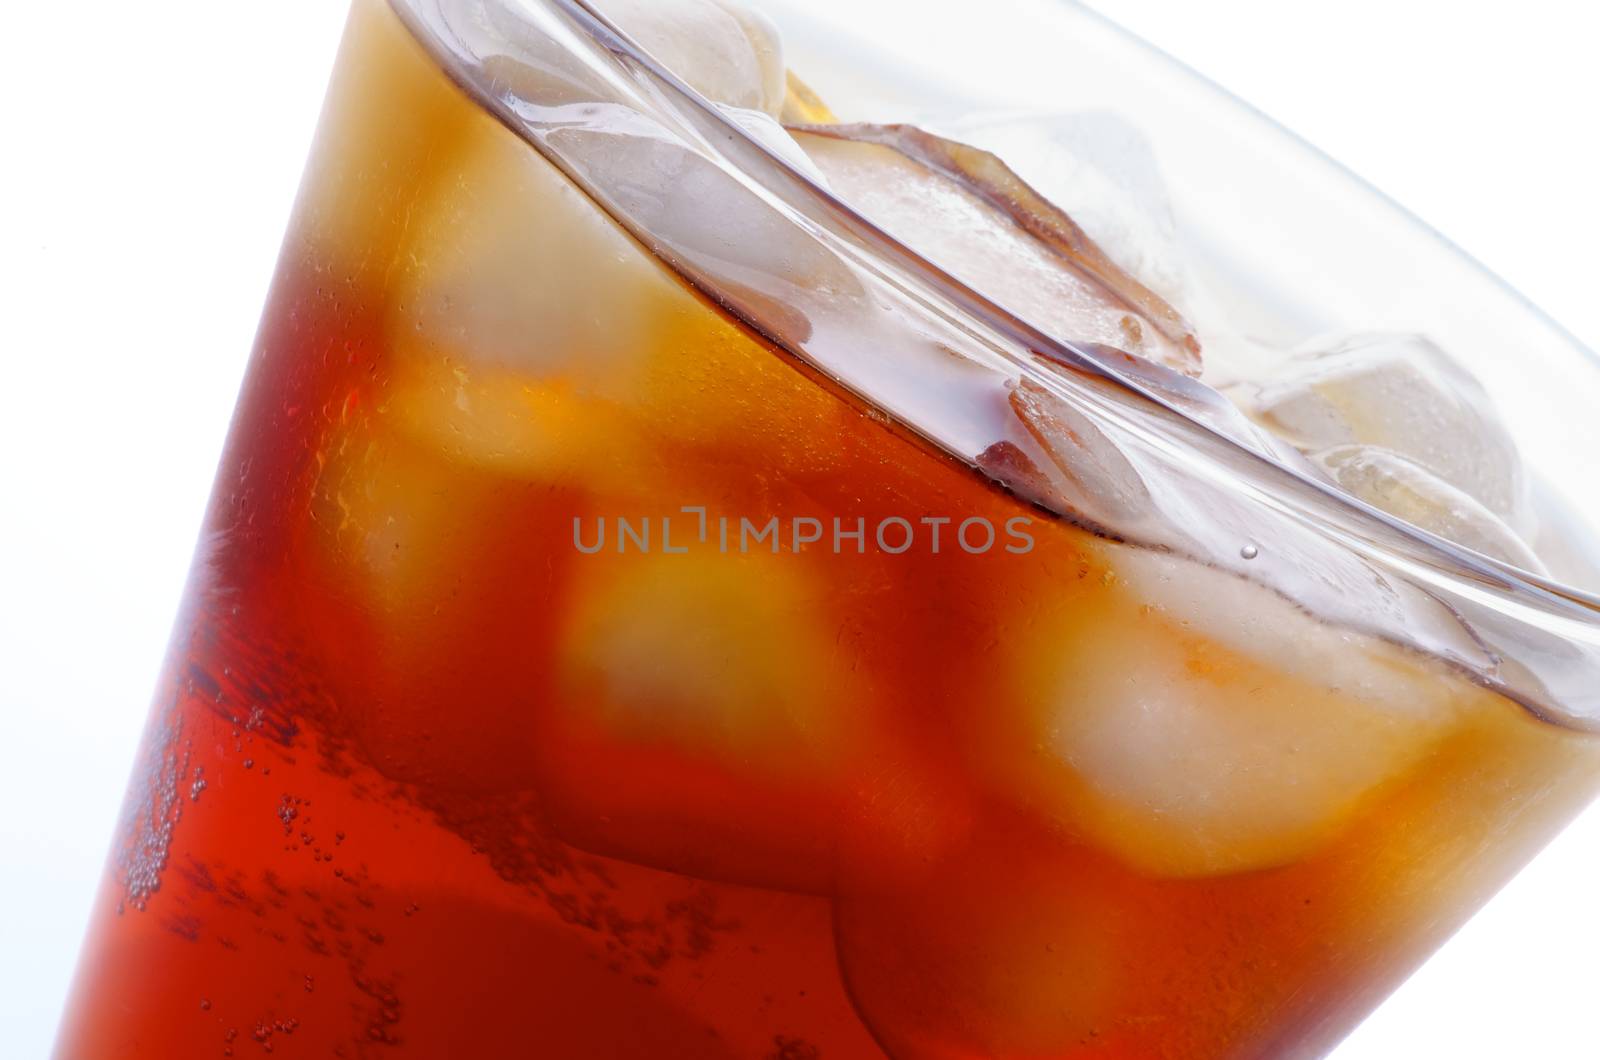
[55,2,1600,1056]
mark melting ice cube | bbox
[389,125,663,381]
[559,550,849,760]
[935,109,1292,393]
[1313,445,1546,572]
[936,110,1195,317]
[1249,332,1531,531]
[539,550,866,890]
[984,376,1154,536]
[789,123,1202,375]
[1004,549,1468,877]
[591,0,786,116]
[378,118,675,482]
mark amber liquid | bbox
[55,2,1600,1057]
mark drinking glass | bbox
[54,0,1600,1056]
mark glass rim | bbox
[391,0,1600,628]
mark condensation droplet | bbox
[1240,544,1260,560]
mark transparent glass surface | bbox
[53,1,1600,1057]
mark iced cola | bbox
[55,0,1600,1057]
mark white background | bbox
[1,1,1596,1056]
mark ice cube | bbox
[1002,549,1469,876]
[934,109,1292,395]
[305,412,583,794]
[591,0,786,116]
[789,124,1202,375]
[937,110,1195,318]
[383,102,842,484]
[1313,445,1546,572]
[559,551,848,757]
[311,420,473,611]
[389,126,663,382]
[991,377,1154,536]
[383,353,659,489]
[534,550,869,890]
[1249,332,1531,531]
[379,120,676,480]
[549,118,858,312]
